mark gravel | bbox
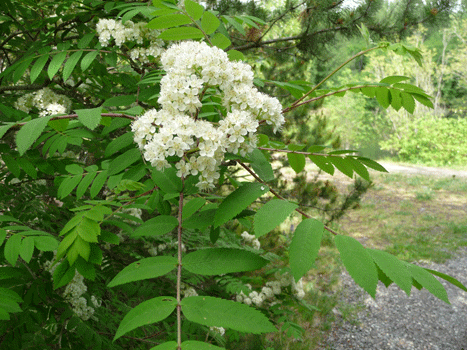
[320,250,467,350]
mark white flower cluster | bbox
[180,283,198,298]
[43,257,101,320]
[241,231,261,250]
[209,326,226,336]
[14,88,71,116]
[144,240,186,257]
[235,271,306,308]
[131,41,284,190]
[96,19,164,63]
[62,273,102,320]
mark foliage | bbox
[380,116,467,166]
[0,1,466,350]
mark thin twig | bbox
[237,161,337,236]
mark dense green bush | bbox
[381,117,467,166]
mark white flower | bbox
[131,41,285,190]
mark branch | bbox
[237,161,337,236]
[0,83,49,93]
[10,113,136,130]
[257,147,349,158]
[286,46,380,111]
[282,84,377,114]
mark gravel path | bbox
[320,250,467,350]
[379,162,467,178]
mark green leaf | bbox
[102,95,137,107]
[78,33,95,49]
[132,215,179,237]
[90,170,108,198]
[287,152,306,173]
[19,237,34,263]
[149,342,178,350]
[30,54,49,83]
[375,87,390,109]
[33,236,59,251]
[412,93,434,108]
[210,226,220,244]
[81,50,99,72]
[158,27,204,40]
[182,341,225,350]
[58,174,82,198]
[334,235,378,298]
[108,148,141,176]
[211,33,231,50]
[227,50,244,61]
[360,86,375,97]
[369,249,412,295]
[0,288,22,303]
[48,118,69,132]
[183,248,268,275]
[424,268,467,293]
[329,157,353,178]
[183,209,216,230]
[308,155,334,175]
[347,157,370,181]
[16,115,53,155]
[16,158,36,179]
[289,219,323,282]
[13,57,34,83]
[401,92,415,114]
[69,236,90,264]
[0,309,9,321]
[0,229,6,246]
[63,50,83,81]
[76,217,100,243]
[75,107,102,130]
[66,164,83,175]
[108,256,178,287]
[357,157,387,172]
[105,133,135,158]
[201,11,220,35]
[2,154,20,178]
[213,183,269,228]
[152,167,181,194]
[148,14,192,29]
[222,16,245,35]
[185,0,204,20]
[0,215,21,224]
[405,263,449,303]
[53,260,76,289]
[390,89,402,111]
[0,299,21,313]
[182,198,206,220]
[380,75,410,84]
[0,123,14,139]
[249,149,274,182]
[48,51,67,80]
[114,296,177,341]
[4,235,22,266]
[181,296,276,334]
[76,172,97,199]
[254,199,297,238]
